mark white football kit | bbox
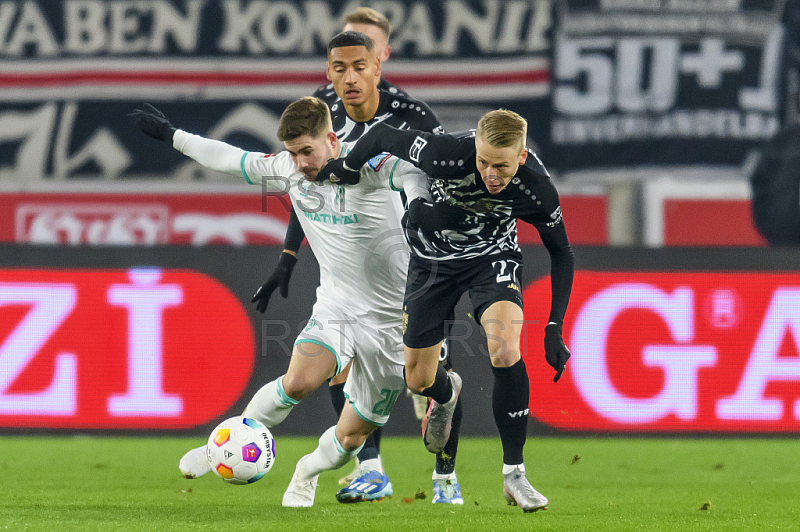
[173,130,429,425]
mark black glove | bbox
[544,323,571,383]
[314,158,360,184]
[251,252,298,313]
[129,103,177,143]
[407,197,471,232]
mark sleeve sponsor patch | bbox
[409,136,428,162]
[367,152,393,172]
[261,153,279,158]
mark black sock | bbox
[435,396,461,475]
[418,364,453,405]
[329,383,346,416]
[491,359,529,466]
[357,431,379,461]
[371,426,381,452]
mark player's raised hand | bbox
[129,103,177,143]
[251,252,298,313]
[315,158,361,184]
[544,323,571,382]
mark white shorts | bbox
[294,298,405,426]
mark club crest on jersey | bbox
[367,153,392,172]
[409,136,427,162]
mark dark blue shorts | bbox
[403,253,524,349]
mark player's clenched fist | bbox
[129,103,177,143]
[314,158,361,184]
[544,323,570,383]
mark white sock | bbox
[360,457,383,473]
[503,463,525,475]
[432,471,457,481]
[243,376,299,427]
[298,426,364,481]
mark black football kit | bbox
[337,122,574,467]
[339,124,574,348]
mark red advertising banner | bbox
[0,192,608,246]
[0,269,255,429]
[0,193,292,246]
[523,272,800,432]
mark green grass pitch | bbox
[1,435,798,531]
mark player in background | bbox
[251,22,465,505]
[317,110,575,512]
[131,97,430,507]
[313,7,408,105]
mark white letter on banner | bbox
[64,1,107,54]
[5,1,59,56]
[218,0,265,53]
[0,284,77,415]
[717,288,800,421]
[107,269,183,416]
[149,0,205,53]
[571,283,716,423]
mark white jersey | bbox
[173,130,430,324]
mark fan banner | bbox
[0,0,551,180]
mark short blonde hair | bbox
[345,7,391,38]
[477,109,527,152]
[277,97,332,141]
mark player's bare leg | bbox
[283,403,375,507]
[481,300,547,512]
[404,343,444,392]
[179,342,337,479]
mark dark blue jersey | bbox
[345,127,563,260]
[341,124,574,324]
[317,87,443,142]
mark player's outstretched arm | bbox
[130,103,245,178]
[342,123,459,177]
[130,103,293,190]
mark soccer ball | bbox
[206,416,276,485]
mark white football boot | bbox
[282,455,319,508]
[421,372,462,454]
[502,465,549,512]
[178,445,211,479]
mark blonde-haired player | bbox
[317,109,575,513]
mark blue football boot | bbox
[432,477,463,505]
[336,468,393,503]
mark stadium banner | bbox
[0,190,608,246]
[547,0,797,170]
[0,0,551,181]
[0,0,798,178]
[1,245,800,436]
